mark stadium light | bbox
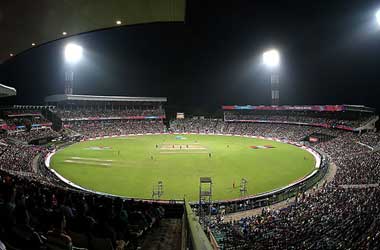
[64,43,83,95]
[262,49,280,105]
[64,43,83,64]
[116,20,122,25]
[263,49,280,67]
[376,9,380,26]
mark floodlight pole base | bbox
[270,74,280,105]
[199,177,213,229]
[64,71,74,95]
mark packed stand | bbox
[224,110,374,129]
[55,108,164,120]
[0,113,378,249]
[0,108,174,249]
[177,121,379,249]
[65,120,165,138]
[332,151,380,185]
[169,119,380,249]
[358,131,380,148]
[212,186,380,249]
[0,170,167,250]
[6,128,60,143]
[2,110,51,127]
[170,119,338,141]
[170,118,223,134]
[0,143,43,173]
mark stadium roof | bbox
[45,94,167,103]
[0,0,186,63]
[0,84,17,97]
[222,105,376,113]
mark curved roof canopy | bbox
[0,84,17,97]
[0,0,185,63]
[45,94,167,103]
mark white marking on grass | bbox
[64,160,111,166]
[159,151,209,154]
[70,157,114,162]
[85,146,112,150]
[160,147,207,150]
[161,142,200,145]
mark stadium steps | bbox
[139,218,182,250]
[46,108,64,130]
[356,115,379,132]
[5,137,27,145]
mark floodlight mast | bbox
[64,43,83,95]
[376,9,380,26]
[263,49,280,105]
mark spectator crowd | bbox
[170,119,380,249]
[0,110,379,249]
[64,120,165,138]
[0,171,167,250]
[224,110,375,128]
[54,108,164,120]
[7,128,60,143]
[2,110,51,127]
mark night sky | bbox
[1,0,380,117]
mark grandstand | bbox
[1,96,380,249]
[0,89,191,249]
[170,115,380,249]
[223,104,379,132]
[1,1,380,247]
[0,106,59,144]
[45,94,167,137]
[1,85,380,249]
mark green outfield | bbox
[50,134,316,201]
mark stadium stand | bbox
[0,94,189,250]
[6,128,60,144]
[64,120,165,138]
[0,106,59,144]
[55,109,164,119]
[1,95,380,249]
[45,94,167,137]
[169,114,380,249]
[223,105,378,132]
[0,170,184,250]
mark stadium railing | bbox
[202,147,329,214]
[183,200,215,250]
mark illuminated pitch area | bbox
[50,135,316,201]
[159,142,209,154]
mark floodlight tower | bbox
[64,43,83,95]
[376,9,380,26]
[263,49,280,105]
[199,177,212,229]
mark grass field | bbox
[50,134,316,201]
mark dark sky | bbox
[1,0,380,117]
